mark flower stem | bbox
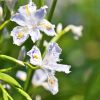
[0,55,38,69]
[21,68,34,100]
[40,0,45,6]
[0,67,17,72]
[0,55,25,66]
[24,68,34,92]
[48,0,58,21]
[0,20,10,30]
[51,26,70,42]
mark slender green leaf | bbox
[15,87,32,100]
[0,84,13,100]
[0,72,21,88]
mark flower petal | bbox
[29,29,41,43]
[47,73,58,95]
[32,69,47,86]
[34,6,47,20]
[38,19,56,36]
[44,63,71,74]
[18,2,36,17]
[43,43,62,64]
[11,26,29,46]
[11,13,27,26]
[27,46,42,66]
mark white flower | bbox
[16,70,27,81]
[65,25,83,40]
[11,2,56,46]
[27,42,71,73]
[28,42,71,94]
[32,69,58,95]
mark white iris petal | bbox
[32,69,47,86]
[11,26,29,46]
[27,46,42,66]
[29,29,41,43]
[39,19,56,36]
[48,74,58,95]
[11,13,26,26]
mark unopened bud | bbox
[16,71,27,81]
[56,23,63,33]
[5,0,17,13]
[0,6,3,20]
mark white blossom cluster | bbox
[10,1,77,95]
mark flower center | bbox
[48,78,55,86]
[17,32,24,39]
[33,54,40,59]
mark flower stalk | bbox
[48,0,58,21]
[0,20,10,30]
[0,55,25,66]
[0,55,37,69]
[51,26,70,42]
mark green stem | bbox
[24,62,39,70]
[0,20,10,30]
[21,68,34,100]
[40,0,45,6]
[48,0,58,21]
[0,67,17,72]
[0,55,38,69]
[51,30,65,42]
[24,68,34,92]
[0,55,25,66]
[51,26,70,42]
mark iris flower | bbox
[11,2,56,46]
[27,42,71,94]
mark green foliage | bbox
[0,72,21,88]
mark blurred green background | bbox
[0,0,100,100]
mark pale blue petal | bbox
[32,69,47,86]
[43,63,71,74]
[47,73,58,95]
[27,46,42,66]
[38,19,56,36]
[11,26,29,46]
[34,6,47,20]
[11,13,26,26]
[43,43,62,64]
[29,29,41,43]
[18,2,36,16]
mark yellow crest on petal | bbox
[25,5,30,15]
[17,32,24,39]
[33,54,40,59]
[48,77,55,86]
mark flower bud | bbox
[56,23,63,33]
[5,0,17,13]
[0,6,3,21]
[16,71,27,81]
